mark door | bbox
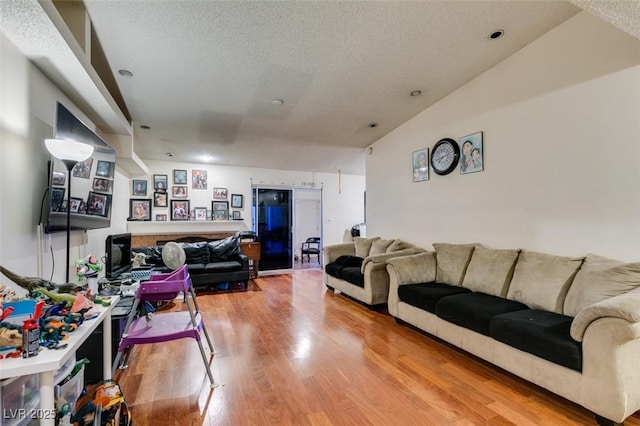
[294,189,322,268]
[253,188,293,271]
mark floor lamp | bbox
[45,138,94,283]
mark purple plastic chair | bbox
[113,265,217,387]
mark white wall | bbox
[136,160,365,247]
[0,32,129,288]
[367,12,640,261]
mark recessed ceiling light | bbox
[118,69,134,77]
[368,122,378,128]
[140,125,150,130]
[166,152,174,157]
[489,29,505,40]
[272,99,284,106]
[410,90,422,97]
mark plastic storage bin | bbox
[0,374,40,426]
[55,366,85,420]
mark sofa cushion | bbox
[335,255,364,267]
[398,282,471,313]
[186,263,206,273]
[564,254,640,317]
[436,292,529,336]
[370,239,394,256]
[433,243,477,286]
[506,250,583,314]
[325,256,363,279]
[354,237,380,258]
[341,266,365,287]
[208,236,241,261]
[490,309,582,371]
[462,246,520,297]
[205,261,243,273]
[180,242,210,265]
[325,262,345,278]
[387,239,410,253]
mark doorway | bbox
[293,189,322,269]
[253,188,293,272]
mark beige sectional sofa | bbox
[323,237,424,306]
[385,243,640,425]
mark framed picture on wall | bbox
[232,210,242,220]
[172,185,188,198]
[50,187,65,212]
[173,169,187,184]
[213,187,228,199]
[130,198,151,221]
[171,200,190,221]
[132,180,147,196]
[155,214,167,222]
[96,160,115,178]
[460,131,484,174]
[69,197,83,213]
[154,174,168,192]
[52,171,66,186]
[92,177,112,193]
[211,201,228,221]
[412,148,429,182]
[230,193,243,208]
[154,191,168,207]
[192,170,207,190]
[194,207,208,221]
[87,192,110,217]
[72,158,93,179]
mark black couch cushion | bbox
[180,242,210,265]
[325,255,363,279]
[436,292,529,336]
[398,282,471,313]
[490,309,582,371]
[325,262,345,278]
[186,263,206,273]
[205,261,243,273]
[208,236,241,261]
[341,266,365,287]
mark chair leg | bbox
[196,337,218,388]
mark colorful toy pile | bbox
[0,264,107,359]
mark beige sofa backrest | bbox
[506,250,584,314]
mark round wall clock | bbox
[431,138,460,175]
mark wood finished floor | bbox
[115,270,640,425]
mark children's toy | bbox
[76,255,102,280]
[22,300,44,358]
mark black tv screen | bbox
[105,233,132,279]
[44,102,116,233]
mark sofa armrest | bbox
[236,253,249,270]
[322,242,355,265]
[361,248,423,273]
[386,252,436,317]
[571,286,640,341]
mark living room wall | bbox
[128,160,365,246]
[366,12,640,261]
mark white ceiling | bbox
[5,1,638,175]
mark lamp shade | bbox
[45,138,94,163]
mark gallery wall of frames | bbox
[129,168,244,222]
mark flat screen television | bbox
[44,102,117,233]
[105,233,132,279]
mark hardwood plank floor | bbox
[115,270,640,425]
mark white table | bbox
[0,297,118,426]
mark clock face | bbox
[431,138,460,175]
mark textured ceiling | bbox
[3,1,590,175]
